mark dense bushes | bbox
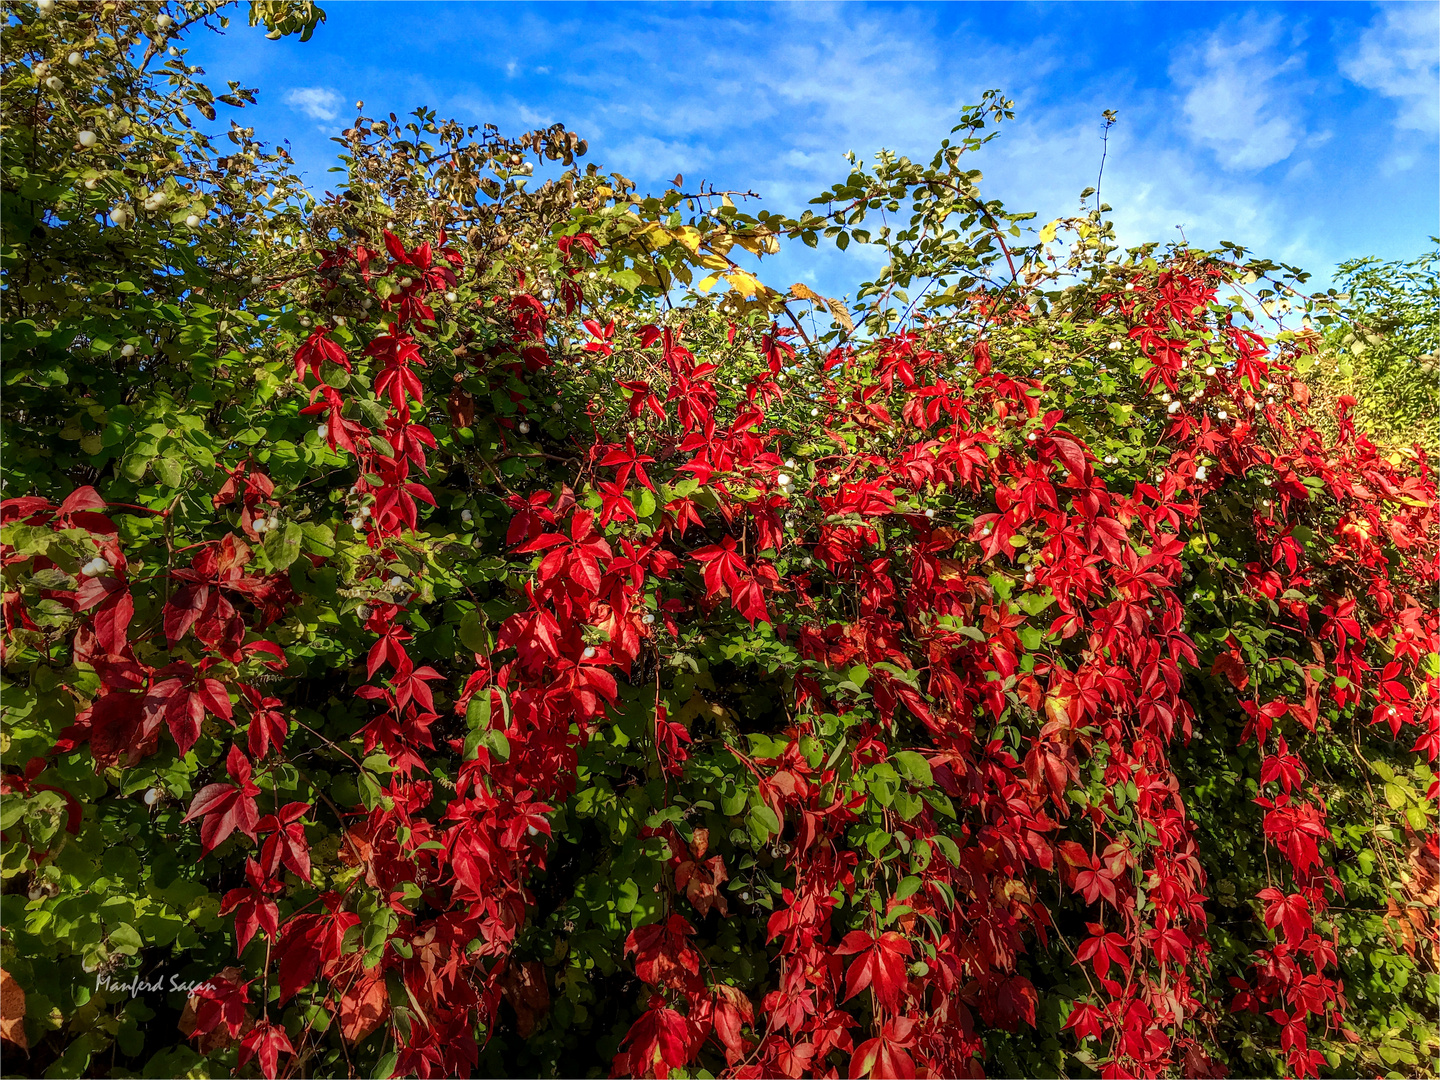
[2,4,1436,1079]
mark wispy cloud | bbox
[180,2,1434,294]
[1169,13,1309,171]
[283,86,343,122]
[1339,3,1439,135]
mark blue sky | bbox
[185,1,1438,297]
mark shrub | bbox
[2,6,1435,1079]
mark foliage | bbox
[2,6,1437,1080]
[1298,245,1439,456]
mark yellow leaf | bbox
[674,226,702,254]
[791,282,823,302]
[696,273,721,293]
[1038,219,1060,244]
[726,270,763,298]
[706,232,735,258]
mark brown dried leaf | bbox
[499,961,550,1038]
[825,298,855,333]
[0,968,27,1051]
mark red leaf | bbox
[994,974,1038,1031]
[625,914,701,987]
[238,1021,292,1080]
[338,967,387,1044]
[837,931,911,1012]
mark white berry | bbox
[67,51,81,66]
[583,646,596,659]
[120,344,134,357]
[518,421,531,434]
[80,556,108,577]
[185,214,199,228]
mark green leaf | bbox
[300,523,335,556]
[720,785,748,817]
[932,834,961,864]
[632,487,657,518]
[264,521,303,570]
[893,751,933,786]
[459,611,488,654]
[153,454,184,488]
[892,791,923,820]
[108,922,143,955]
[749,804,780,838]
[864,828,890,858]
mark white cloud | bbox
[283,86,342,122]
[182,1,1422,295]
[1169,14,1308,171]
[1340,4,1439,134]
